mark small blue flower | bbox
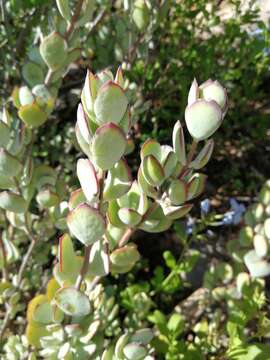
[222,198,246,226]
[263,47,270,56]
[186,216,195,235]
[200,199,210,215]
[250,28,263,38]
[221,211,234,225]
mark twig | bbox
[0,306,11,340]
[0,234,8,281]
[187,140,198,164]
[88,275,101,292]
[16,238,36,287]
[179,139,198,179]
[75,245,91,290]
[118,228,134,248]
[44,69,54,86]
[86,8,107,39]
[64,0,84,40]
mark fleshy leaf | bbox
[137,166,158,199]
[187,174,200,200]
[130,328,154,345]
[53,256,83,287]
[77,158,99,202]
[77,103,92,144]
[19,86,34,106]
[32,301,53,324]
[75,122,92,158]
[103,159,132,201]
[244,250,270,278]
[67,203,105,246]
[46,278,60,301]
[264,218,270,240]
[123,343,147,360]
[92,123,126,170]
[200,80,227,111]
[108,200,125,228]
[168,179,187,205]
[26,324,48,348]
[188,78,199,106]
[0,174,15,189]
[118,208,142,227]
[0,122,10,148]
[54,287,91,317]
[185,100,222,141]
[89,239,110,276]
[163,151,178,178]
[36,189,60,208]
[94,81,128,125]
[132,0,150,30]
[56,0,71,21]
[68,188,87,210]
[18,103,47,128]
[59,234,77,274]
[115,333,130,359]
[139,204,172,233]
[115,66,125,87]
[140,139,161,161]
[0,191,27,213]
[142,155,165,187]
[172,121,186,165]
[0,148,22,177]
[40,31,67,71]
[160,202,193,220]
[110,244,140,267]
[190,139,214,170]
[117,181,148,215]
[22,62,44,87]
[253,234,268,258]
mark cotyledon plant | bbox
[225,180,270,279]
[24,69,228,359]
[0,0,171,347]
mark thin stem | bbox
[75,245,91,290]
[187,140,198,164]
[0,235,8,281]
[64,0,84,40]
[98,170,105,210]
[103,234,110,272]
[141,201,159,223]
[88,276,101,292]
[0,306,11,340]
[86,8,107,40]
[44,69,54,86]
[17,238,36,287]
[118,197,160,248]
[118,228,134,248]
[179,140,198,179]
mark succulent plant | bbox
[21,67,227,357]
[241,181,270,277]
[185,79,228,141]
[226,181,270,278]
